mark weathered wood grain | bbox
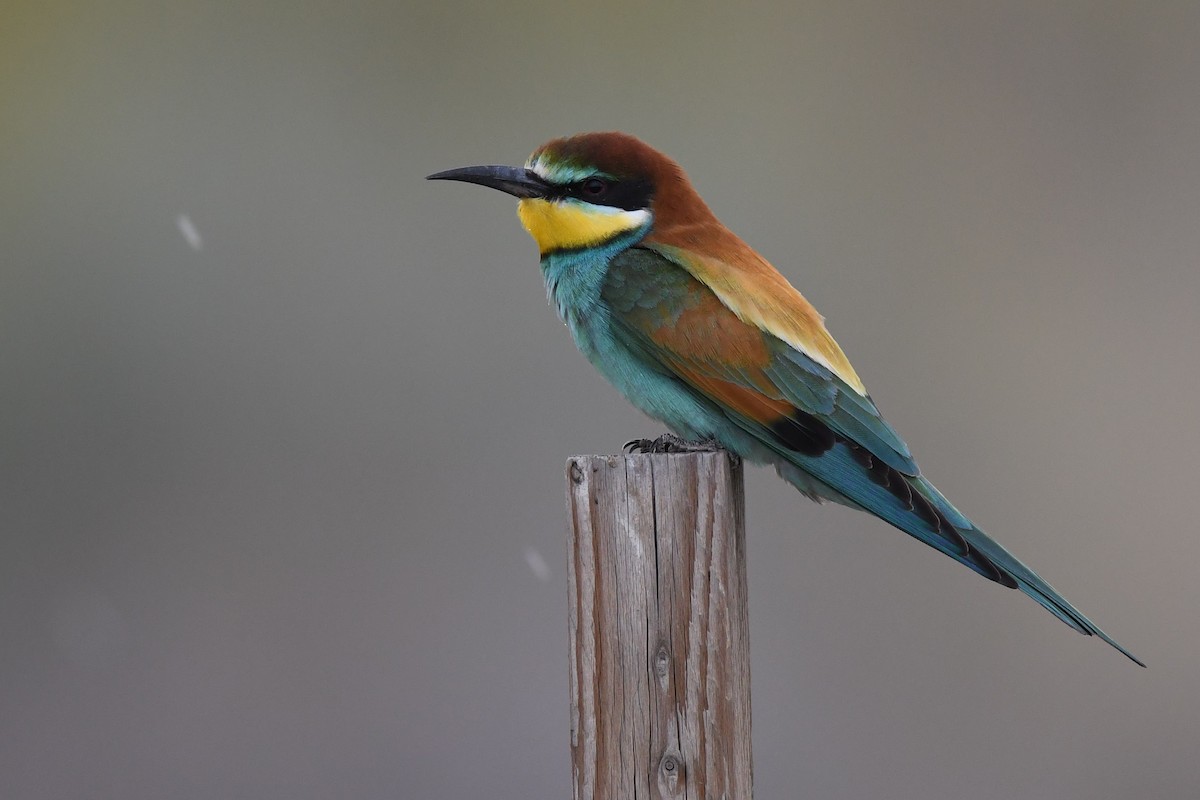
[566,452,752,800]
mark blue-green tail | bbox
[775,440,1145,666]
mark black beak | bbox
[426,165,550,199]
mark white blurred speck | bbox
[176,213,203,250]
[523,546,550,582]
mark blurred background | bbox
[3,1,1198,797]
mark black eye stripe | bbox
[549,177,654,212]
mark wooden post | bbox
[565,452,753,800]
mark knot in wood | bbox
[654,644,671,678]
[658,749,685,787]
[656,749,685,797]
[569,461,583,484]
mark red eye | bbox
[582,177,608,196]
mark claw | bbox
[623,434,738,464]
[652,433,687,453]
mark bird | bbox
[427,131,1142,666]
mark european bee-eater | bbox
[428,131,1142,666]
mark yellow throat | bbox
[517,198,650,255]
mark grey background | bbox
[3,1,1198,798]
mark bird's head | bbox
[428,132,715,256]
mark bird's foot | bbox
[625,433,709,454]
[624,434,741,466]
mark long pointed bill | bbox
[426,165,550,199]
